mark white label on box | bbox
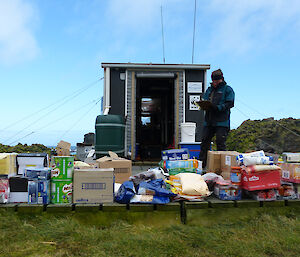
[282,170,290,179]
[187,82,202,93]
[225,156,231,166]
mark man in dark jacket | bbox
[199,69,235,169]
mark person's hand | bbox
[210,103,218,111]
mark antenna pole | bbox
[161,5,166,64]
[192,0,197,64]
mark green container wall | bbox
[95,115,125,159]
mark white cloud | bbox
[203,0,300,56]
[105,0,168,37]
[0,0,39,65]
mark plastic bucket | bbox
[180,122,196,143]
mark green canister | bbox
[50,179,73,204]
[52,156,74,180]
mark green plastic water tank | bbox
[95,115,126,159]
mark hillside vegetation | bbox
[0,143,51,155]
[226,118,300,153]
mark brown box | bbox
[206,151,222,174]
[96,152,132,184]
[220,151,240,173]
[73,168,114,204]
[279,163,300,183]
[56,140,71,156]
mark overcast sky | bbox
[0,0,300,146]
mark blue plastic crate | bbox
[179,142,201,159]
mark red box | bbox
[241,170,281,191]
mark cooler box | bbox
[16,153,49,176]
[179,142,201,159]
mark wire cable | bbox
[192,0,197,64]
[236,98,300,138]
[0,78,103,133]
[161,5,166,64]
[1,78,103,144]
[8,98,101,145]
[56,99,101,143]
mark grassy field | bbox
[0,207,300,257]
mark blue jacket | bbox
[202,81,235,127]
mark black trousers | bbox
[199,126,229,169]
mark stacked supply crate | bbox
[160,148,202,175]
[278,152,300,200]
[51,156,74,204]
[26,167,51,204]
[0,153,17,203]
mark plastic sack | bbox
[130,195,170,204]
[137,179,176,197]
[243,164,281,174]
[114,181,136,204]
[238,156,274,166]
[160,159,200,170]
[176,173,210,196]
[237,151,266,166]
[129,167,167,186]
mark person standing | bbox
[199,69,235,169]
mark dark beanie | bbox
[211,69,224,81]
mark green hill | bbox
[226,118,300,153]
[0,143,51,155]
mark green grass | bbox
[0,208,300,257]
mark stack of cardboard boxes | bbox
[51,156,74,204]
[278,152,300,200]
[0,153,17,203]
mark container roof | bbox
[101,62,210,70]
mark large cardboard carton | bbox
[96,152,131,184]
[28,180,50,204]
[73,168,114,204]
[279,163,300,183]
[161,148,189,161]
[0,153,17,176]
[51,156,74,180]
[206,151,222,174]
[50,179,73,204]
[220,151,240,179]
[8,176,28,203]
[56,140,71,156]
[241,170,281,191]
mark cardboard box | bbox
[51,179,73,204]
[0,153,17,176]
[56,140,71,156]
[25,167,51,180]
[73,168,114,204]
[0,178,9,203]
[96,152,131,184]
[28,180,50,204]
[206,151,222,174]
[16,153,49,176]
[220,151,240,173]
[162,148,189,161]
[8,176,28,203]
[276,182,297,200]
[214,184,241,200]
[51,156,74,180]
[279,163,300,183]
[241,170,281,191]
[247,189,277,201]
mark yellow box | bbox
[0,153,17,176]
